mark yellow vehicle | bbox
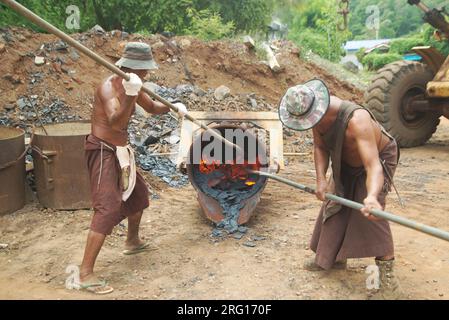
[364,0,449,147]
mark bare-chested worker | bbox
[279,79,403,299]
[78,42,187,294]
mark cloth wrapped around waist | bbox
[85,134,137,201]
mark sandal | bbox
[122,242,156,255]
[77,280,114,295]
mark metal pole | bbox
[0,0,241,152]
[252,170,449,243]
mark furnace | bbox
[178,112,284,232]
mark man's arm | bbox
[102,89,137,130]
[312,128,330,201]
[137,92,170,115]
[350,110,384,218]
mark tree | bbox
[280,0,350,62]
[194,0,274,32]
[1,0,274,34]
[348,0,448,39]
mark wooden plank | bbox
[177,112,285,170]
[274,120,284,169]
[177,119,194,166]
[187,112,280,121]
[258,120,285,169]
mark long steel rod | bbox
[252,170,449,243]
[0,0,240,151]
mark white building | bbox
[341,39,392,70]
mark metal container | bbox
[186,124,268,225]
[0,126,26,215]
[32,122,91,209]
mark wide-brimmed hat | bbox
[279,79,330,131]
[115,42,158,70]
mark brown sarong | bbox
[310,139,398,270]
[84,134,149,235]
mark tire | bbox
[364,61,440,148]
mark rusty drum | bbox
[0,126,26,215]
[32,122,91,209]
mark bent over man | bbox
[279,79,403,299]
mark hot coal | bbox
[188,125,268,235]
[192,147,266,235]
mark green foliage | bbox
[289,29,328,58]
[195,0,274,33]
[423,26,449,56]
[0,0,84,32]
[0,0,273,36]
[348,0,447,39]
[362,53,402,71]
[185,9,235,41]
[356,48,366,63]
[283,0,349,62]
[390,37,426,54]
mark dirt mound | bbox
[0,27,363,158]
[0,27,362,116]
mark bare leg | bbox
[80,230,106,282]
[125,210,145,250]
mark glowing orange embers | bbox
[199,157,261,189]
[199,159,221,174]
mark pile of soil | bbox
[0,27,363,154]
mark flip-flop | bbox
[77,280,114,295]
[122,242,155,255]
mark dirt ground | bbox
[1,118,449,300]
[1,27,448,300]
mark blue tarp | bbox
[403,54,422,61]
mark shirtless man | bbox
[279,79,403,299]
[79,42,187,294]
